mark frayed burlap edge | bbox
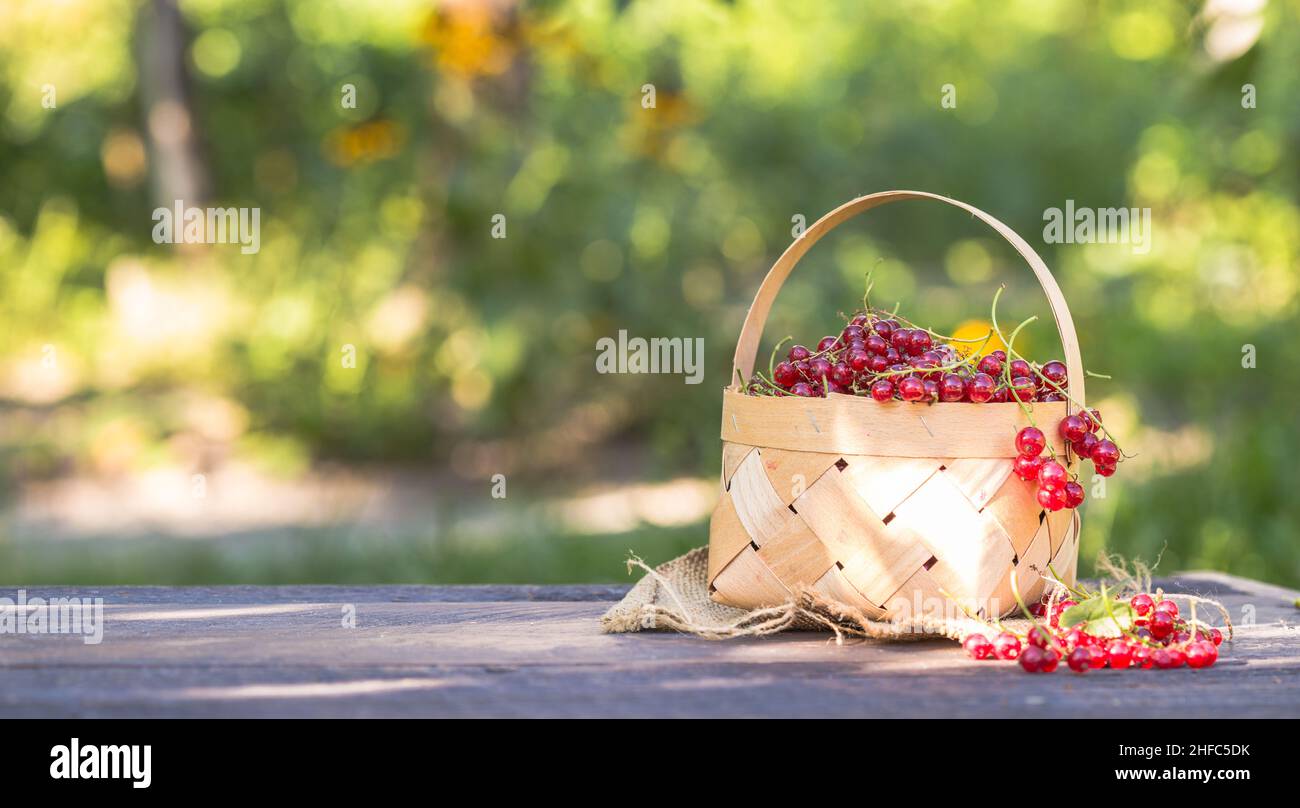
[600,546,1007,643]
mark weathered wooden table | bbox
[2,572,1297,718]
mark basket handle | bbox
[731,190,1085,410]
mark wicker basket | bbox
[708,191,1085,620]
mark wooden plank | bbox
[721,389,1071,458]
[0,575,1294,718]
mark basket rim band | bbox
[720,387,1073,458]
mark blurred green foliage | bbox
[1,0,1298,586]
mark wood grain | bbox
[0,575,1293,718]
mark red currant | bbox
[1009,376,1036,402]
[1036,486,1063,510]
[963,633,994,660]
[869,379,894,402]
[1131,593,1154,616]
[1211,627,1223,646]
[1085,408,1102,433]
[1041,360,1067,388]
[977,355,1002,377]
[1106,640,1133,669]
[968,373,996,403]
[829,362,854,387]
[816,336,838,353]
[1015,427,1046,457]
[1019,645,1045,673]
[1071,431,1098,458]
[993,632,1022,660]
[1154,599,1179,619]
[1013,454,1045,482]
[1038,648,1060,673]
[1062,481,1085,508]
[907,330,932,355]
[939,373,966,402]
[1037,459,1067,490]
[1091,439,1120,466]
[1026,626,1052,649]
[1094,460,1117,477]
[1149,611,1175,639]
[1067,647,1091,673]
[790,382,815,397]
[1131,645,1154,669]
[788,344,811,362]
[774,361,800,388]
[1186,641,1215,669]
[898,376,926,402]
[1059,415,1088,443]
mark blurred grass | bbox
[0,523,704,586]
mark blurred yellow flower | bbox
[948,319,1004,359]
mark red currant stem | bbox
[890,312,993,344]
[937,587,1002,635]
[1009,570,1068,656]
[768,336,792,383]
[1157,594,1235,640]
[1045,562,1091,600]
[1098,583,1143,643]
[732,367,745,392]
[873,353,980,379]
[862,272,875,311]
[1084,370,1112,380]
[996,312,1045,437]
[1025,369,1134,459]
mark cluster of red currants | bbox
[746,308,1075,404]
[963,593,1224,674]
[1012,410,1120,512]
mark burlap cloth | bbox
[601,546,1026,643]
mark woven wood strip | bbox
[756,515,836,586]
[983,475,1044,559]
[727,450,792,547]
[943,457,1015,511]
[839,456,943,519]
[812,565,889,620]
[756,446,842,506]
[1046,506,1074,558]
[721,442,754,487]
[881,567,948,621]
[707,492,753,585]
[890,473,1016,605]
[711,544,791,608]
[793,471,933,604]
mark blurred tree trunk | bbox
[137,0,208,207]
